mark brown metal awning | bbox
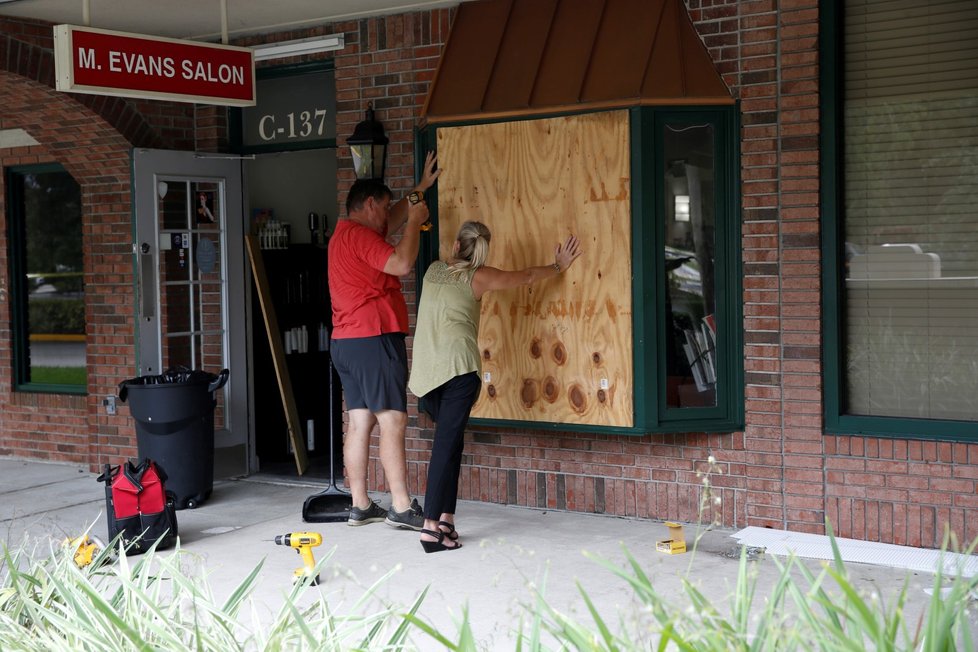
[421,0,733,125]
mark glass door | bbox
[132,149,248,477]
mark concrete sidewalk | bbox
[0,456,950,648]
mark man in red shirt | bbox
[329,152,439,530]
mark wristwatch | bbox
[408,190,432,231]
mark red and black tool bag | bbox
[97,458,178,555]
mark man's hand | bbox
[387,151,441,234]
[416,151,441,193]
[406,196,429,230]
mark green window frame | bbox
[820,0,978,440]
[416,105,742,434]
[5,163,87,394]
[635,107,743,433]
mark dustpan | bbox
[302,359,352,522]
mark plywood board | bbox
[245,235,309,474]
[436,110,633,427]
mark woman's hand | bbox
[554,234,582,272]
[417,151,441,193]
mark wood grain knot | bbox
[568,384,586,413]
[521,379,538,408]
[483,349,491,360]
[543,376,559,403]
[597,389,607,403]
[529,338,542,358]
[487,384,496,398]
[551,342,566,366]
[591,352,602,364]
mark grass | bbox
[3,524,978,651]
[29,366,86,386]
[1,536,430,651]
[559,529,978,651]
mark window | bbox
[662,122,718,409]
[641,108,741,431]
[823,0,978,436]
[418,106,741,434]
[6,164,87,393]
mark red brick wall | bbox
[3,4,976,550]
[0,71,137,463]
[770,0,825,537]
[331,11,452,199]
[329,9,458,508]
[256,7,756,531]
[327,6,754,529]
[687,0,978,550]
[0,18,197,465]
[684,0,828,534]
[825,438,978,548]
[0,18,196,150]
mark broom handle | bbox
[328,356,338,487]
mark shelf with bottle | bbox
[251,240,334,465]
[258,218,291,250]
[280,323,331,355]
[260,246,330,319]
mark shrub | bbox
[28,297,85,335]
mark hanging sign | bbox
[53,25,256,106]
[238,69,336,150]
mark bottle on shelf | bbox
[317,323,330,351]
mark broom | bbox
[302,358,352,522]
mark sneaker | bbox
[347,501,388,526]
[385,498,424,530]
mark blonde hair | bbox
[448,220,491,278]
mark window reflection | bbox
[664,124,716,408]
[13,167,87,389]
[842,0,978,421]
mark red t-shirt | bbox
[328,219,408,338]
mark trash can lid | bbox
[118,367,229,402]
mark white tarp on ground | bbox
[732,526,978,577]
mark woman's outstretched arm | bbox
[471,234,582,300]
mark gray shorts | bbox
[330,333,407,413]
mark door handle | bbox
[139,242,155,320]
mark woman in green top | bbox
[409,220,582,553]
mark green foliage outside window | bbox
[6,163,87,393]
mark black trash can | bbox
[118,367,229,510]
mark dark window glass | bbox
[663,123,718,409]
[7,166,86,391]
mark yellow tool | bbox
[63,534,105,567]
[274,532,323,584]
[655,521,687,555]
[408,190,433,231]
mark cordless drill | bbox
[274,532,323,585]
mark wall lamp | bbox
[348,102,389,182]
[252,34,345,62]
